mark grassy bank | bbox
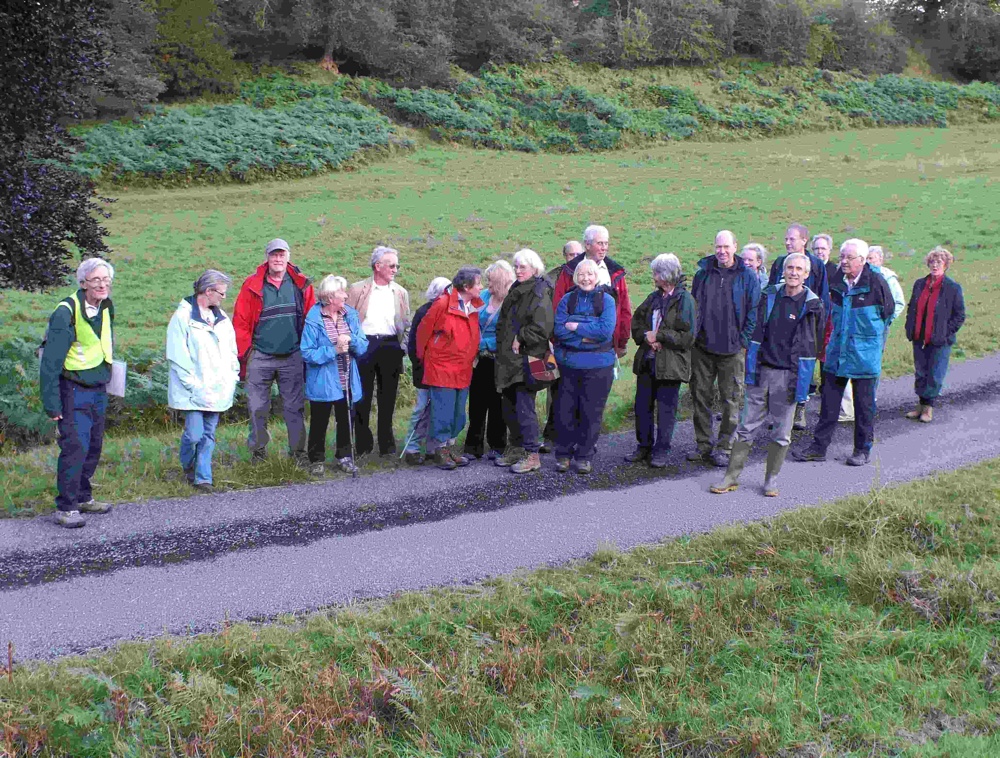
[1,123,998,514]
[3,459,999,756]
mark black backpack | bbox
[566,284,615,318]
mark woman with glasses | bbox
[167,270,240,492]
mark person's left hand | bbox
[615,347,628,358]
[566,322,579,332]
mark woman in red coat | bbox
[416,267,484,470]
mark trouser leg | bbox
[55,380,87,512]
[180,410,203,474]
[851,377,877,453]
[554,369,580,459]
[464,359,491,455]
[76,387,107,504]
[354,342,378,455]
[689,346,716,452]
[653,380,681,453]
[194,411,219,484]
[274,352,306,456]
[920,344,951,406]
[374,343,403,454]
[427,386,454,453]
[812,372,847,452]
[333,399,352,459]
[543,379,559,442]
[516,385,540,453]
[245,350,276,453]
[715,350,744,452]
[404,389,430,453]
[634,373,655,449]
[308,401,333,463]
[735,381,770,444]
[484,366,507,453]
[574,366,614,461]
[501,386,523,448]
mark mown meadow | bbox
[3,458,999,756]
[1,118,999,515]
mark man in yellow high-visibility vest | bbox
[39,258,116,529]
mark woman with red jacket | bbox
[415,267,484,470]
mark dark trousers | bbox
[56,378,108,512]
[913,342,951,406]
[308,399,352,463]
[355,336,403,455]
[634,375,681,454]
[501,384,540,453]
[542,378,559,443]
[813,372,877,454]
[465,356,507,455]
[554,366,614,461]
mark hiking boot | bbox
[846,449,870,467]
[576,460,592,474]
[793,403,807,430]
[555,457,571,473]
[487,448,503,461]
[338,456,358,474]
[309,461,325,476]
[649,450,670,468]
[686,449,710,463]
[193,482,215,493]
[78,499,111,514]
[625,447,650,464]
[539,440,552,454]
[250,449,267,464]
[511,452,542,474]
[709,440,751,494]
[708,448,730,468]
[495,446,525,468]
[449,449,471,468]
[919,405,933,423]
[432,447,457,471]
[792,445,827,462]
[463,448,483,460]
[404,451,425,466]
[55,510,85,528]
[762,442,788,497]
[905,403,924,420]
[183,464,195,485]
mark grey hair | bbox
[370,245,399,269]
[573,258,600,286]
[741,243,767,267]
[76,258,115,285]
[867,245,885,265]
[563,240,584,257]
[453,266,482,292]
[513,248,546,277]
[316,274,349,302]
[783,252,812,276]
[650,253,683,285]
[425,276,451,301]
[810,233,833,250]
[583,225,609,245]
[715,229,737,247]
[840,238,869,260]
[193,269,231,295]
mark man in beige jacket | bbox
[346,246,411,456]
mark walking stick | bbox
[341,351,358,478]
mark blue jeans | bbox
[913,342,951,406]
[634,375,681,454]
[404,388,431,453]
[56,378,108,512]
[427,386,469,453]
[180,411,220,485]
[554,366,614,461]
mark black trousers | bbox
[308,399,352,462]
[355,337,403,455]
[465,356,507,455]
[813,373,877,454]
[501,384,540,453]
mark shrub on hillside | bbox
[152,0,244,98]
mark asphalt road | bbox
[2,353,999,661]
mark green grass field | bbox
[1,123,999,515]
[3,458,999,756]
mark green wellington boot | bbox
[709,440,752,494]
[762,442,789,497]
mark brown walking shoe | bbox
[919,405,933,423]
[511,452,542,474]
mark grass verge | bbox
[2,459,1000,756]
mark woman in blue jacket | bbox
[301,275,369,474]
[552,258,617,474]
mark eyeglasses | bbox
[208,288,227,298]
[384,263,401,270]
[85,277,112,286]
[839,255,860,262]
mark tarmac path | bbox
[2,353,1000,661]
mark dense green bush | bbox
[152,0,244,98]
[72,76,396,180]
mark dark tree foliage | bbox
[0,0,113,292]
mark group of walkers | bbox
[39,224,966,528]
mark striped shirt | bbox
[322,310,350,388]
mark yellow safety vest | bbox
[56,292,113,372]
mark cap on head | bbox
[265,239,290,256]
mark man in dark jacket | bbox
[710,254,824,497]
[794,239,895,467]
[688,230,761,467]
[769,223,830,430]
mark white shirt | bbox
[594,259,612,286]
[84,301,100,319]
[846,270,864,290]
[362,283,396,336]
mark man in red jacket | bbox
[232,239,316,464]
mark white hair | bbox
[583,225,609,245]
[76,258,115,285]
[316,275,349,302]
[783,253,812,276]
[840,238,869,260]
[370,245,399,269]
[573,258,600,286]
[650,254,683,285]
[425,276,451,301]
[512,248,546,277]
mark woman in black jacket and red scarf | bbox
[904,246,966,424]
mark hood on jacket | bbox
[696,254,750,275]
[562,252,626,279]
[305,302,358,327]
[182,295,228,325]
[245,261,311,297]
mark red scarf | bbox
[914,275,943,347]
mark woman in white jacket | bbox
[166,270,239,491]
